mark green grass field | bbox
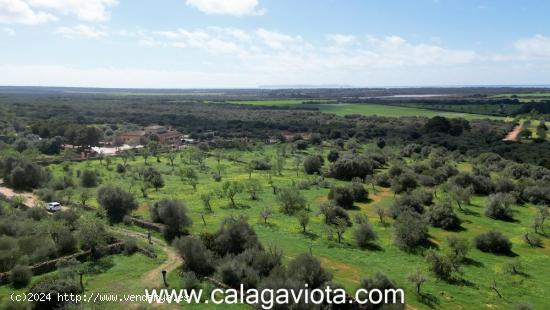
[228,99,335,106]
[316,104,505,120]
[228,100,505,120]
[26,144,547,309]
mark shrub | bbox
[329,154,373,181]
[350,182,369,202]
[10,265,32,288]
[390,194,425,218]
[327,149,339,163]
[360,272,397,291]
[214,217,260,256]
[426,199,461,230]
[216,259,259,289]
[485,193,514,221]
[80,170,98,187]
[394,210,428,250]
[116,164,126,173]
[150,199,192,241]
[250,159,272,171]
[276,187,306,215]
[173,236,215,276]
[303,155,322,175]
[354,222,377,248]
[96,186,138,223]
[181,272,200,290]
[123,237,138,255]
[55,228,77,255]
[374,173,391,187]
[391,172,418,194]
[474,231,512,254]
[320,202,351,226]
[287,254,332,289]
[26,207,48,221]
[425,250,454,280]
[328,186,355,209]
[29,277,81,309]
[294,140,309,150]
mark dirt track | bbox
[503,124,522,141]
[0,179,38,207]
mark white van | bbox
[46,202,62,212]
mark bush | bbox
[391,172,418,194]
[173,236,215,276]
[214,217,260,256]
[360,272,397,291]
[294,140,309,150]
[80,170,98,187]
[394,210,428,250]
[29,277,81,309]
[96,186,138,223]
[354,222,377,248]
[303,155,322,175]
[328,186,355,209]
[250,159,272,171]
[327,149,339,163]
[276,187,306,215]
[426,199,461,230]
[374,173,391,187]
[55,228,77,255]
[116,164,126,173]
[150,199,192,241]
[10,265,32,288]
[474,231,512,254]
[485,193,514,221]
[216,259,259,289]
[123,237,138,255]
[350,182,369,202]
[181,272,200,290]
[320,202,351,226]
[287,254,332,289]
[425,250,454,280]
[390,194,425,218]
[329,154,373,181]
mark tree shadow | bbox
[447,277,477,288]
[302,231,319,240]
[445,225,467,232]
[459,208,480,216]
[418,292,440,309]
[359,243,384,252]
[462,257,484,267]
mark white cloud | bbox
[326,34,357,45]
[185,0,265,16]
[256,28,302,49]
[56,24,107,39]
[1,26,15,35]
[0,0,117,24]
[514,34,550,59]
[27,0,118,21]
[0,0,56,24]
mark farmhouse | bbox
[117,125,183,145]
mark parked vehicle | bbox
[46,202,62,212]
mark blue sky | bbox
[1,0,549,88]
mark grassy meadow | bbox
[36,143,550,309]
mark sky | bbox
[0,0,550,88]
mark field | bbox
[21,144,547,309]
[228,100,506,120]
[228,99,336,106]
[316,104,505,120]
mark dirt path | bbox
[109,227,181,288]
[503,123,522,141]
[0,179,38,207]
